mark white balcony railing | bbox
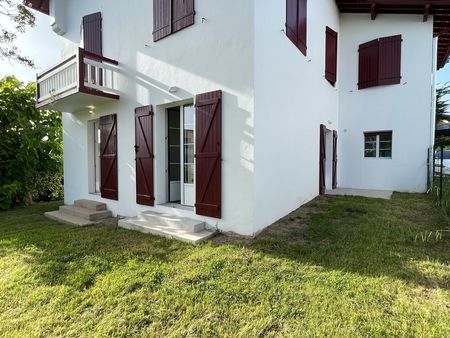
[36,48,120,109]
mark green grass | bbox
[0,194,449,337]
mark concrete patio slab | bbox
[326,188,393,200]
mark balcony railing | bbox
[36,48,120,112]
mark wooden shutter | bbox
[358,39,379,90]
[135,106,155,206]
[319,124,326,195]
[83,12,102,55]
[297,0,307,56]
[286,0,299,49]
[100,114,118,200]
[172,0,195,33]
[325,26,338,85]
[195,90,222,218]
[332,130,338,190]
[378,35,402,86]
[153,0,171,41]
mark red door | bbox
[100,114,118,200]
[332,130,338,189]
[135,105,155,206]
[319,124,326,195]
[195,90,222,218]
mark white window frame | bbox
[364,131,393,159]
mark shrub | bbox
[30,172,64,202]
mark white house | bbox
[25,0,449,241]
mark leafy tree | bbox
[0,76,62,209]
[436,83,450,126]
[0,0,36,67]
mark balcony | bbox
[36,48,120,112]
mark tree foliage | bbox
[0,76,62,209]
[0,0,36,67]
[436,83,450,125]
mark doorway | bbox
[167,104,195,206]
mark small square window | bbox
[364,131,392,158]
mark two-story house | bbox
[25,0,449,242]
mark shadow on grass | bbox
[0,201,193,290]
[225,193,450,290]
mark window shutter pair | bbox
[358,35,402,90]
[286,0,307,55]
[325,27,338,85]
[153,0,195,42]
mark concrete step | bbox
[139,211,205,233]
[45,210,95,226]
[59,205,112,221]
[118,218,216,245]
[74,199,107,211]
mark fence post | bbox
[440,146,444,205]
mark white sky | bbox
[0,5,60,83]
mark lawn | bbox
[0,194,449,337]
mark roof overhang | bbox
[24,0,49,15]
[336,1,450,69]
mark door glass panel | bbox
[168,108,181,183]
[184,104,195,185]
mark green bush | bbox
[30,172,64,202]
[0,181,23,210]
[0,76,62,209]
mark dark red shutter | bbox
[332,130,338,190]
[286,0,299,49]
[83,12,102,55]
[172,0,195,33]
[378,35,402,86]
[297,0,307,56]
[358,39,379,90]
[319,124,326,195]
[153,0,172,41]
[100,114,118,200]
[286,0,307,56]
[135,106,155,206]
[195,90,222,218]
[325,26,338,85]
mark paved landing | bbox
[326,188,393,200]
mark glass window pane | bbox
[169,164,180,181]
[169,129,180,145]
[168,109,180,128]
[184,164,194,184]
[379,133,392,142]
[365,149,376,158]
[184,145,194,164]
[169,146,180,162]
[365,134,377,142]
[379,150,392,158]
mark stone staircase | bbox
[118,211,216,245]
[45,199,113,226]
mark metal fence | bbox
[429,145,450,216]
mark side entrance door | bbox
[135,105,155,206]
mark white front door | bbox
[181,104,195,206]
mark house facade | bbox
[26,0,449,236]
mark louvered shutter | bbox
[358,39,379,90]
[195,90,222,218]
[325,26,338,85]
[100,114,118,200]
[153,0,171,41]
[378,35,402,86]
[172,0,195,33]
[83,12,102,55]
[319,124,326,195]
[286,0,299,48]
[332,130,338,189]
[135,106,155,206]
[297,0,307,56]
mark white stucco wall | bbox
[253,0,340,233]
[338,14,435,193]
[61,0,255,235]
